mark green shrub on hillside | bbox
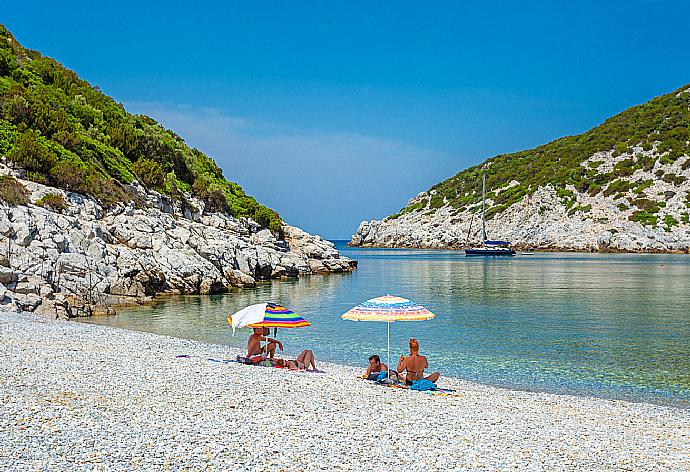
[485,203,509,220]
[429,194,445,209]
[630,211,658,226]
[133,158,165,189]
[84,175,130,209]
[663,215,679,232]
[8,129,56,172]
[603,179,632,197]
[0,175,28,205]
[50,160,88,192]
[36,192,67,211]
[556,188,576,208]
[567,203,592,216]
[613,158,637,177]
[633,179,654,195]
[662,173,686,186]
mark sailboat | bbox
[464,174,516,256]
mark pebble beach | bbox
[1,312,689,471]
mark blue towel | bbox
[409,379,437,391]
[376,370,388,381]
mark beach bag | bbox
[376,377,400,386]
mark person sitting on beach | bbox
[397,338,440,386]
[273,350,320,372]
[247,327,283,363]
[364,354,388,380]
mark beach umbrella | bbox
[341,295,435,379]
[228,302,310,353]
[228,302,310,333]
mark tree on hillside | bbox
[8,129,56,172]
[133,158,165,190]
[50,160,88,192]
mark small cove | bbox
[80,242,690,408]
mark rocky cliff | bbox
[0,163,356,318]
[351,86,690,253]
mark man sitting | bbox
[247,327,283,363]
[364,354,388,380]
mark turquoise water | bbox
[81,242,690,408]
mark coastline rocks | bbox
[351,152,690,253]
[0,266,16,284]
[0,164,356,316]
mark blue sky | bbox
[5,1,690,238]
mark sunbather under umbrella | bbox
[228,303,310,357]
[341,295,435,379]
[229,303,310,332]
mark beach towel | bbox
[235,356,254,365]
[409,379,437,391]
[424,389,460,397]
[176,354,243,364]
[359,375,461,397]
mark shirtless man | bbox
[247,327,283,363]
[364,354,388,379]
[397,338,440,385]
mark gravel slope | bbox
[1,312,688,471]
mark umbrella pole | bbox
[387,321,390,379]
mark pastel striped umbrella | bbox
[342,295,436,378]
[228,303,310,335]
[341,295,435,322]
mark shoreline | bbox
[76,314,690,411]
[346,242,690,254]
[2,311,689,470]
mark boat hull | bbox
[464,248,516,256]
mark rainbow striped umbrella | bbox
[228,303,310,335]
[342,295,436,378]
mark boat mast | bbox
[481,173,487,241]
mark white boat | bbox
[465,174,516,257]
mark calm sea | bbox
[80,242,690,408]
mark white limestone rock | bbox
[0,163,355,315]
[351,150,690,253]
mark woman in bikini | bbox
[397,338,440,385]
[273,349,320,371]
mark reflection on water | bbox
[80,243,690,408]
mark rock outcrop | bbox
[0,164,356,318]
[351,149,690,253]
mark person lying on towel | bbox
[364,354,388,380]
[397,338,440,386]
[247,327,283,363]
[272,350,320,371]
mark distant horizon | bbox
[5,1,690,238]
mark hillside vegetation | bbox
[392,84,690,223]
[0,25,281,232]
